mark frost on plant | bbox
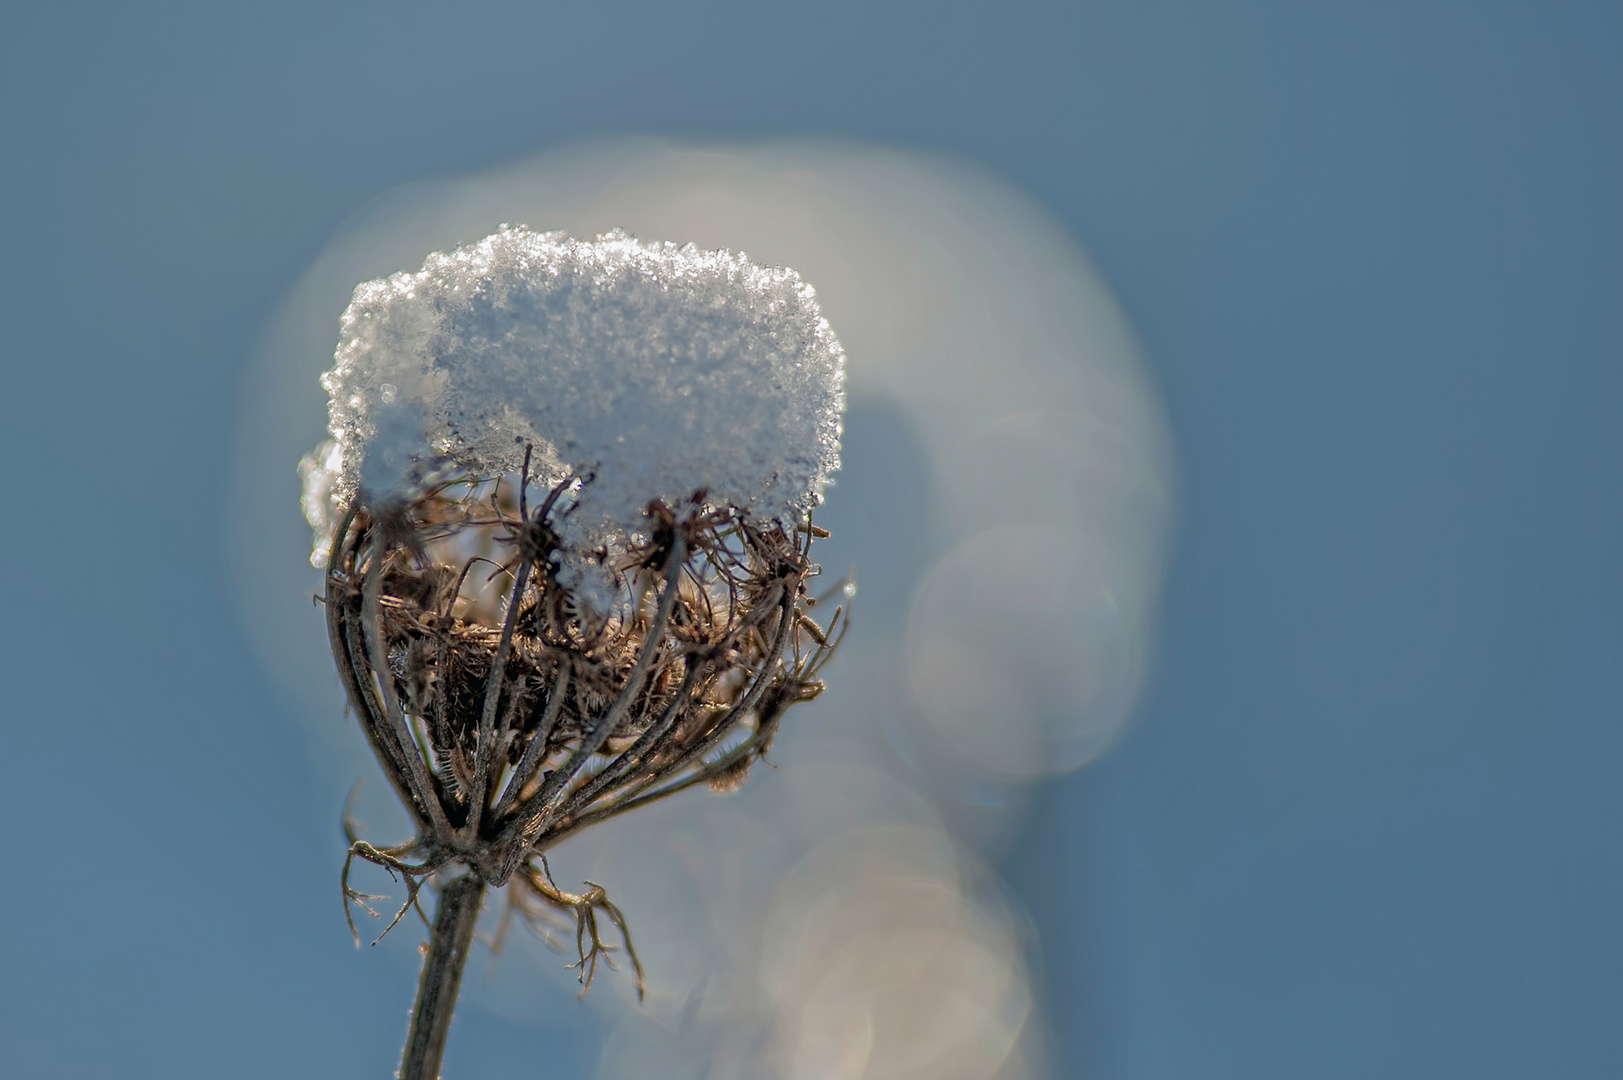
[300,227,848,1080]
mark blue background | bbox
[2,2,1619,1077]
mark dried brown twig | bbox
[325,459,843,1080]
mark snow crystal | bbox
[301,226,846,591]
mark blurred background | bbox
[2,3,1619,1079]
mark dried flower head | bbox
[301,227,847,1079]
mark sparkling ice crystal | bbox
[301,226,846,603]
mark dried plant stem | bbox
[400,874,487,1080]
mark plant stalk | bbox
[400,874,486,1080]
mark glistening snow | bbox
[300,226,846,593]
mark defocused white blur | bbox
[228,137,1174,1080]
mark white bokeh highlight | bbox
[229,138,1174,1080]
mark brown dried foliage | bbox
[325,464,845,996]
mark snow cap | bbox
[301,226,846,595]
